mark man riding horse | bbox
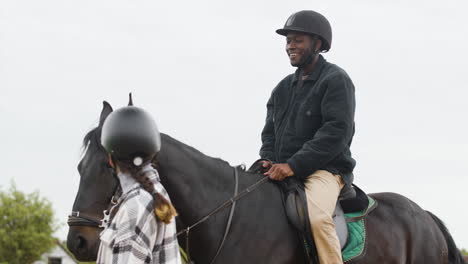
[260,10,356,264]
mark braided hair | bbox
[116,159,177,224]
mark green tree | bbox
[0,183,57,264]
[461,248,468,255]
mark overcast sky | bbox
[1,0,467,250]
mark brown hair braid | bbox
[116,160,177,224]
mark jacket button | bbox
[306,110,312,116]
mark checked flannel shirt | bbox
[97,165,181,264]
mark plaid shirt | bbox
[97,165,181,264]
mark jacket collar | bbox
[292,55,326,83]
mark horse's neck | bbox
[158,135,237,227]
[157,135,301,263]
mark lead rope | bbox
[179,166,269,264]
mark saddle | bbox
[248,159,376,261]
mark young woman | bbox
[97,105,181,264]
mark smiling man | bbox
[260,10,356,264]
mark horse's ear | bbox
[99,101,113,127]
[128,93,133,106]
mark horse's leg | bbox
[351,193,448,264]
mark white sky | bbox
[1,0,467,250]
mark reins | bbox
[178,166,269,264]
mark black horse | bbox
[67,101,466,264]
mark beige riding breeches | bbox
[304,170,345,264]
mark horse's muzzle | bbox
[67,226,100,261]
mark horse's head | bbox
[66,98,239,262]
[67,101,118,261]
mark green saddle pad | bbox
[341,196,375,262]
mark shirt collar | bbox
[292,55,326,83]
[117,172,139,194]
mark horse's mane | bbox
[81,127,233,170]
[160,133,232,169]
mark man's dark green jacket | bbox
[260,55,356,184]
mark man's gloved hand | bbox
[264,163,294,181]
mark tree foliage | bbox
[461,248,468,255]
[0,183,57,264]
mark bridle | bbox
[67,167,121,229]
[67,192,120,228]
[67,211,105,228]
[68,165,269,264]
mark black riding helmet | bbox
[101,106,161,167]
[276,10,332,52]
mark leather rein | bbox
[177,166,269,264]
[67,165,269,264]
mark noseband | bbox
[67,167,120,229]
[67,211,104,228]
[67,193,119,228]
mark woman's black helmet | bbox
[101,106,161,167]
[276,10,332,52]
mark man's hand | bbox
[264,163,294,181]
[261,160,273,170]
